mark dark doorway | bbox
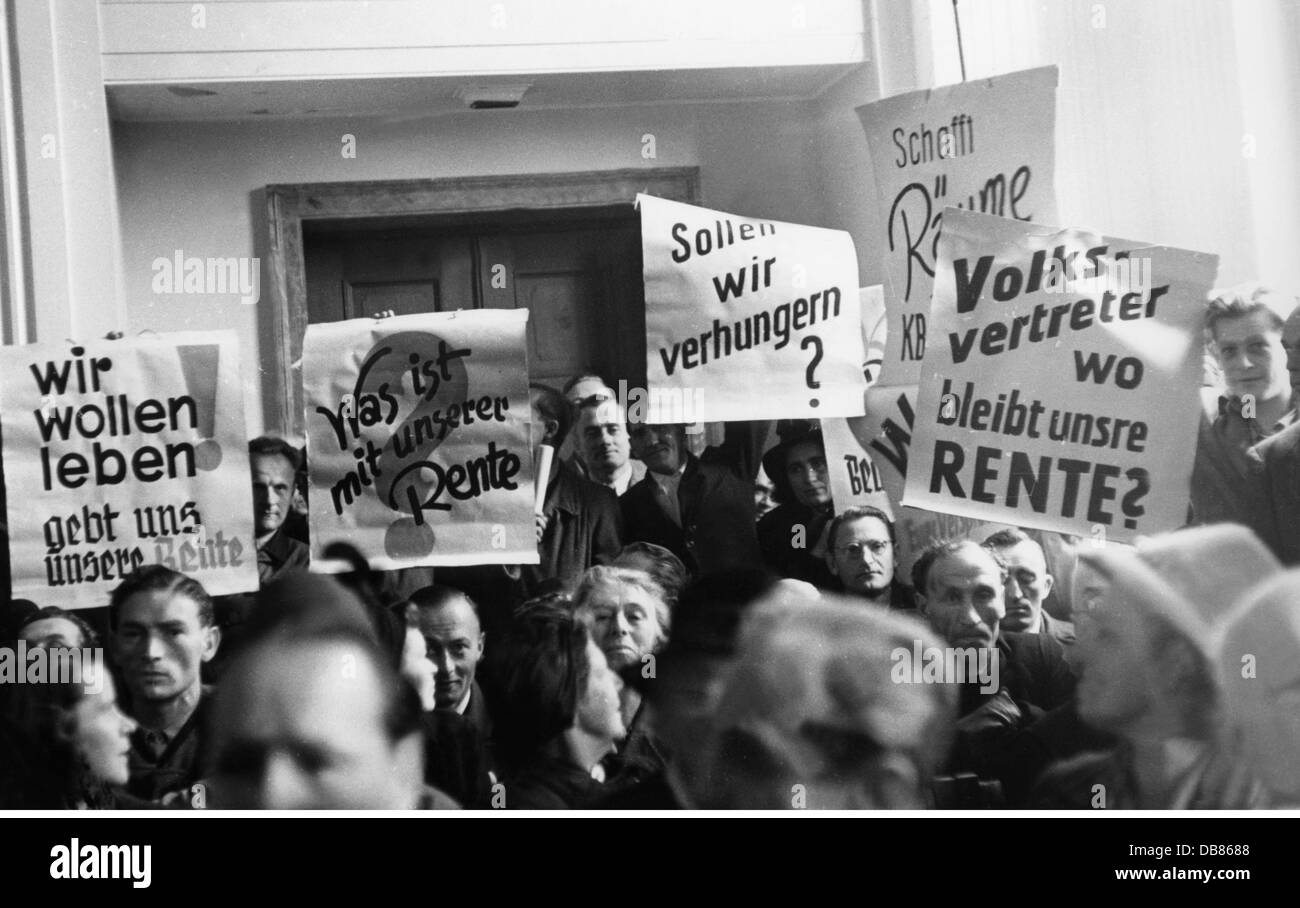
[302,205,645,390]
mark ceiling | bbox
[106,64,859,123]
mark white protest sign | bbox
[857,66,1059,386]
[303,309,537,569]
[903,208,1218,543]
[0,332,258,606]
[639,194,866,422]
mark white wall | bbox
[99,0,866,82]
[113,99,827,435]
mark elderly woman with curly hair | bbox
[572,565,673,793]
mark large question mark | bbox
[801,334,824,408]
[1120,466,1150,530]
[176,344,223,471]
[352,331,470,559]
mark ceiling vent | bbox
[455,83,532,110]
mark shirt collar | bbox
[1218,394,1294,434]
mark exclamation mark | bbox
[177,344,223,471]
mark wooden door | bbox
[303,214,644,391]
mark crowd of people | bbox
[0,281,1298,810]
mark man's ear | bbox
[544,418,560,446]
[1041,573,1055,599]
[201,625,222,663]
[476,632,486,658]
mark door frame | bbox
[263,167,701,436]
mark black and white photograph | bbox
[0,0,1293,887]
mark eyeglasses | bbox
[834,541,891,558]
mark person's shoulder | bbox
[1041,611,1076,646]
[285,535,310,565]
[1002,629,1068,666]
[694,456,750,491]
[757,503,795,534]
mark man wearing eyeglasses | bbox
[823,506,916,611]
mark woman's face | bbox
[69,673,137,787]
[785,441,831,508]
[576,639,625,745]
[584,581,666,671]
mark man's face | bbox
[583,580,666,671]
[990,540,1054,633]
[629,423,686,475]
[1212,311,1290,401]
[828,516,895,598]
[251,453,296,538]
[919,548,1006,650]
[20,616,85,649]
[1282,307,1300,396]
[575,638,625,743]
[415,597,485,710]
[113,590,218,704]
[576,401,631,473]
[208,639,421,809]
[784,440,831,509]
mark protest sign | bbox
[303,309,537,569]
[639,194,866,423]
[903,208,1217,543]
[0,332,258,606]
[857,66,1058,386]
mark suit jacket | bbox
[1189,391,1276,535]
[256,526,311,585]
[522,461,623,594]
[1248,419,1300,565]
[756,502,837,588]
[947,632,1078,802]
[621,455,761,576]
[1040,610,1076,648]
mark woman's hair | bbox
[0,658,111,808]
[572,565,671,637]
[480,606,593,769]
[612,543,688,607]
